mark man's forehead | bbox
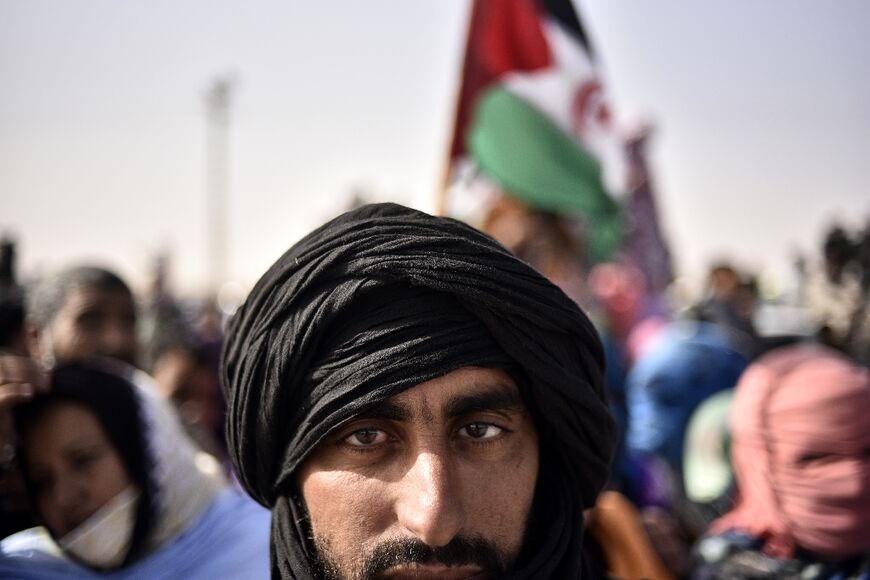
[62,286,134,311]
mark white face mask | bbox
[58,486,140,569]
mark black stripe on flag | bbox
[541,0,595,58]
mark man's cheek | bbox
[465,485,530,558]
[304,471,393,544]
[459,447,537,552]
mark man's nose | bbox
[395,450,464,547]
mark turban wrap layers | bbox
[221,203,616,579]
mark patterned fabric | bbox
[693,531,870,580]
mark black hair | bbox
[0,294,25,349]
[26,266,132,331]
[14,362,157,568]
[823,226,855,265]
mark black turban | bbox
[222,203,616,579]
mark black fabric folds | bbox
[221,203,616,579]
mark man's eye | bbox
[459,422,503,440]
[345,429,388,447]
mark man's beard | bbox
[310,535,508,580]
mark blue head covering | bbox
[626,321,749,475]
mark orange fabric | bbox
[712,345,870,558]
[588,491,674,580]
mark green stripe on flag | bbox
[468,86,622,261]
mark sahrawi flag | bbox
[448,0,625,261]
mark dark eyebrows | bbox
[444,385,524,419]
[353,399,411,422]
[347,382,524,424]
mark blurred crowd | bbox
[471,181,870,578]
[0,247,270,578]
[1,152,869,578]
[1,196,868,578]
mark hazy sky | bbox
[1,1,868,297]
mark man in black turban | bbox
[222,203,616,579]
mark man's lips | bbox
[379,563,488,580]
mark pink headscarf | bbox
[712,345,870,558]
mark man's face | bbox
[37,286,138,367]
[296,367,539,580]
[152,349,222,434]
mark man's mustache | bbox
[360,535,506,579]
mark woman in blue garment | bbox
[625,320,749,481]
[0,362,270,579]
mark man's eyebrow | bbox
[444,385,524,418]
[353,399,411,422]
[348,383,524,424]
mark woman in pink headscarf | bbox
[692,345,870,580]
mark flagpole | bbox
[434,149,454,217]
[435,1,477,217]
[204,76,234,295]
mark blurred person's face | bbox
[824,249,849,283]
[152,349,222,434]
[295,367,539,580]
[22,402,132,537]
[482,196,538,255]
[710,267,739,298]
[34,286,138,367]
